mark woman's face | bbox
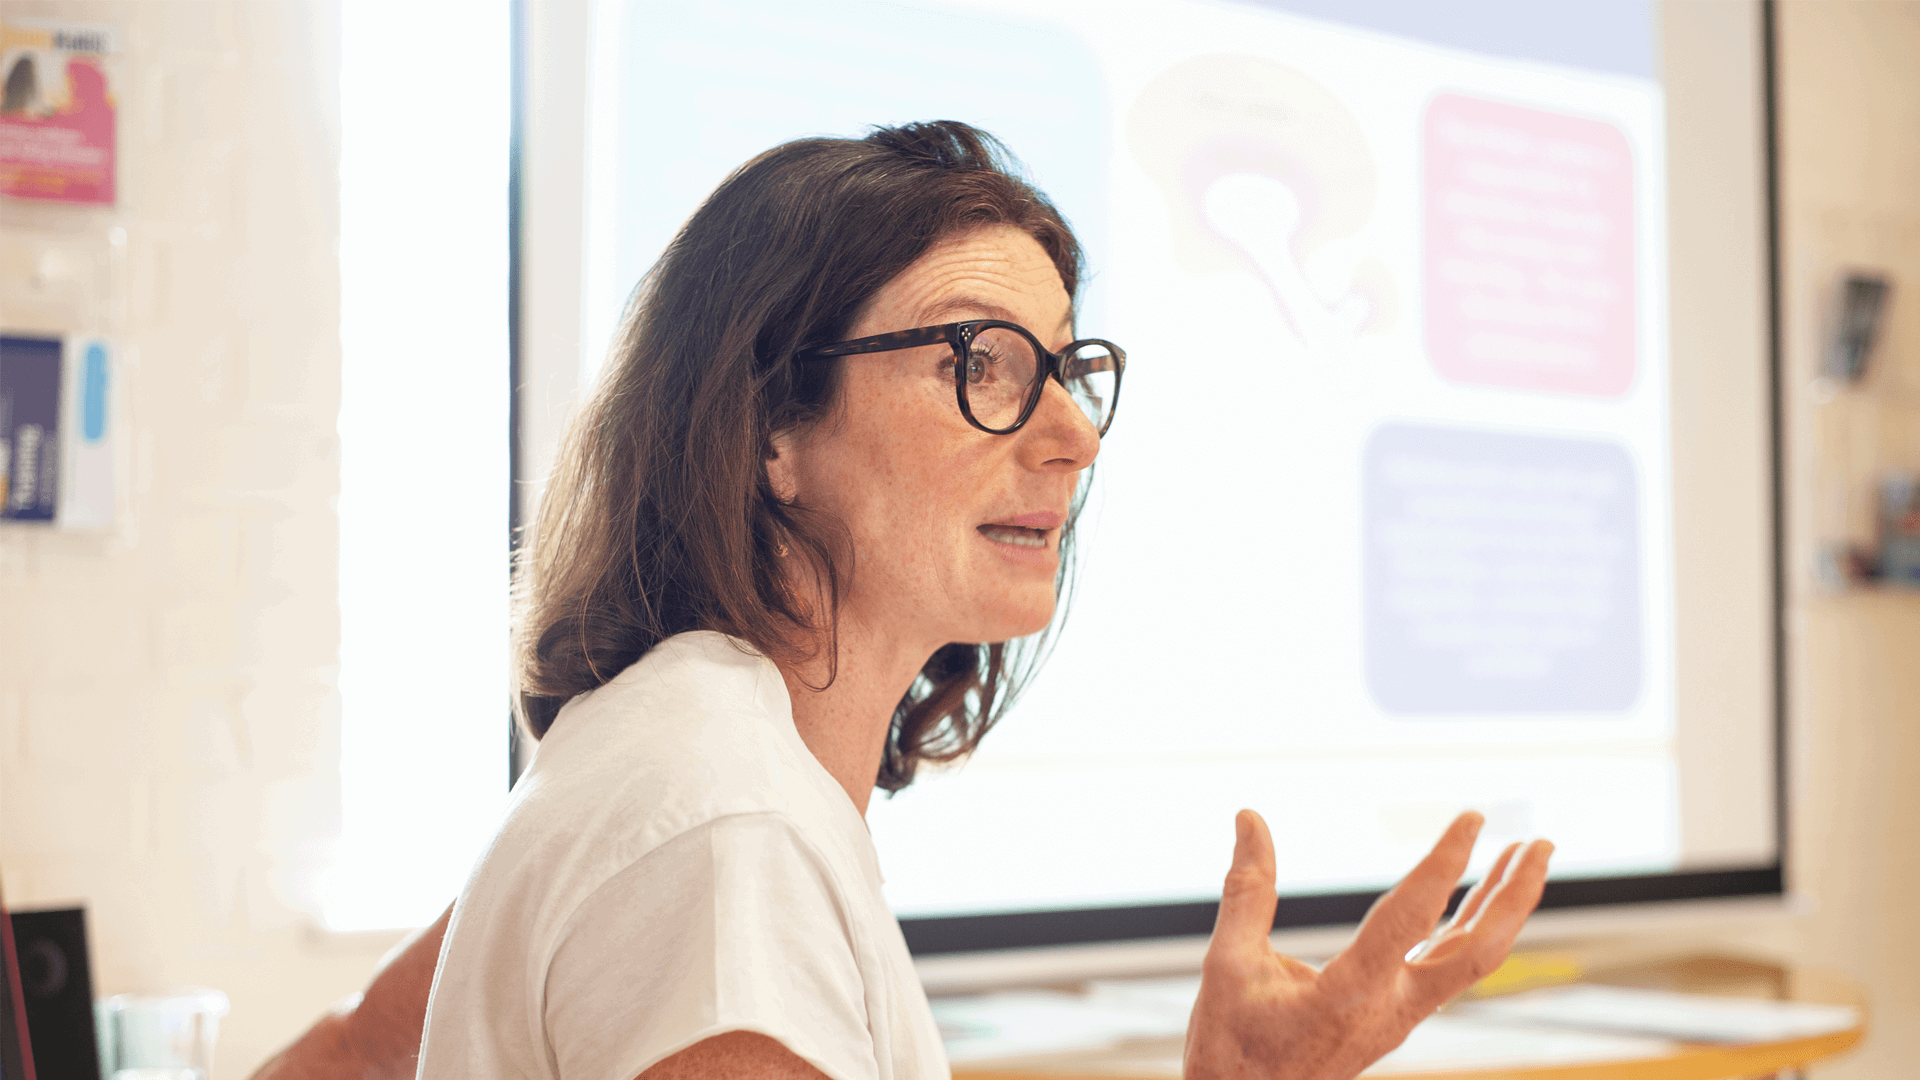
[774,225,1100,650]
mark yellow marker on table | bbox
[1463,952,1587,999]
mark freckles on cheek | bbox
[877,434,979,577]
[831,387,946,529]
[823,363,993,579]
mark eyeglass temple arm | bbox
[1059,349,1122,379]
[797,325,955,360]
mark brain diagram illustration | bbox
[1127,53,1398,357]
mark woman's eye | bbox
[966,346,1000,384]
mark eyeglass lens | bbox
[960,328,1118,433]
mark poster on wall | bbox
[0,333,114,528]
[0,19,116,205]
[0,334,61,522]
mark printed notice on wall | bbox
[1,335,63,522]
[0,19,116,204]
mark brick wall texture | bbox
[0,3,397,1077]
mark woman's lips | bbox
[993,511,1065,530]
[978,524,1048,548]
[977,510,1064,563]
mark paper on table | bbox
[935,977,1677,1075]
[1086,978,1676,1074]
[930,990,1188,1064]
[1084,974,1204,1015]
[1453,984,1862,1043]
[1365,1016,1675,1074]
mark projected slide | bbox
[592,0,1681,918]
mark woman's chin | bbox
[968,592,1058,644]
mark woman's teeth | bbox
[980,524,1047,548]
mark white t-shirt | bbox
[417,631,949,1080]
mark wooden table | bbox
[949,954,1867,1080]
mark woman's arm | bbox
[638,1032,832,1080]
[249,902,451,1080]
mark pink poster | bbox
[0,21,116,205]
[1423,93,1635,397]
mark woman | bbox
[257,122,1551,1080]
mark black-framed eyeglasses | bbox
[796,320,1125,437]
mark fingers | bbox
[1456,838,1552,946]
[1342,812,1483,978]
[1404,841,1521,964]
[1208,809,1279,957]
[1446,841,1522,934]
[1410,839,1554,1003]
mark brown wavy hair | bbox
[513,121,1086,791]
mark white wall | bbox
[1777,2,1920,1074]
[1599,5,1920,1076]
[0,3,400,1077]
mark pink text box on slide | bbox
[1423,93,1636,397]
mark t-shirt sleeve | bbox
[543,812,877,1080]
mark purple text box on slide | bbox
[1363,423,1642,714]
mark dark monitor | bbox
[3,905,98,1080]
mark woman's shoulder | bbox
[543,629,776,739]
[422,635,894,1080]
[439,633,873,987]
[529,633,824,809]
[490,630,864,887]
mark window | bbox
[326,0,512,932]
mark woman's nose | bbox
[1018,376,1101,469]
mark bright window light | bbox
[327,0,511,931]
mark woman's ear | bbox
[767,428,801,504]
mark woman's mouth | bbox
[978,524,1049,549]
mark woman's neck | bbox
[775,614,933,817]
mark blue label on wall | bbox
[82,341,108,442]
[0,335,63,522]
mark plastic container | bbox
[100,988,230,1080]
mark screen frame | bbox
[0,877,37,1080]
[903,0,1791,957]
[506,0,1791,957]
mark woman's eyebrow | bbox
[917,295,1021,325]
[917,294,1076,337]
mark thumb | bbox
[1210,809,1279,955]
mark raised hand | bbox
[1183,810,1552,1080]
